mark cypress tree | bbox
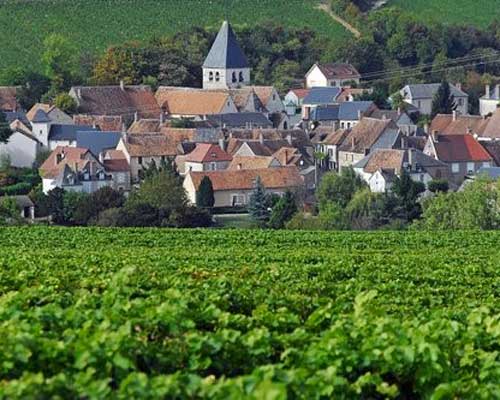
[196,176,215,208]
[431,81,456,118]
[248,176,269,227]
[0,111,13,144]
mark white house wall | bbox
[0,132,38,168]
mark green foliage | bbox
[42,34,78,96]
[0,111,13,144]
[268,191,298,229]
[196,176,215,208]
[418,177,500,230]
[0,228,499,397]
[54,93,78,114]
[317,168,367,209]
[0,197,22,225]
[248,176,269,227]
[431,81,457,118]
[391,168,425,221]
[428,179,449,193]
[46,188,65,224]
[170,118,196,129]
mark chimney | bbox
[364,148,370,156]
[351,136,356,150]
[397,107,401,116]
[77,88,82,98]
[56,150,65,165]
[495,85,500,99]
[424,123,429,134]
[259,132,264,144]
[160,110,164,125]
[237,163,242,170]
[381,113,387,120]
[467,127,473,135]
[286,133,293,146]
[455,82,462,91]
[485,84,491,99]
[134,111,138,122]
[452,110,457,121]
[218,137,226,151]
[357,110,362,120]
[408,148,415,169]
[120,80,125,90]
[432,130,439,143]
[284,149,288,163]
[401,135,408,149]
[98,152,104,163]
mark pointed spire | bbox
[203,21,249,69]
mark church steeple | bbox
[202,21,251,89]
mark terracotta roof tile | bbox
[433,134,492,162]
[430,114,488,135]
[316,63,361,80]
[289,88,310,99]
[123,134,178,157]
[103,158,129,172]
[73,114,123,132]
[40,147,92,179]
[338,118,397,153]
[228,156,279,170]
[128,119,162,133]
[156,87,230,115]
[189,167,303,191]
[185,143,232,163]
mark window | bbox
[451,163,459,173]
[483,162,491,168]
[83,172,90,180]
[231,194,245,206]
[138,156,143,165]
[232,72,237,83]
[417,101,421,108]
[209,71,214,82]
[273,94,276,101]
[215,72,220,82]
[328,149,333,157]
[210,162,216,171]
[161,156,166,162]
[239,71,244,82]
[458,98,464,106]
[467,162,475,173]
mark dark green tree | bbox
[269,191,298,229]
[431,81,457,118]
[392,169,425,222]
[46,188,65,224]
[0,112,13,144]
[317,168,367,209]
[196,176,215,208]
[248,176,269,227]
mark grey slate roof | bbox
[403,83,468,100]
[32,109,51,123]
[311,105,339,121]
[76,131,122,157]
[203,21,249,69]
[303,87,342,105]
[371,129,401,151]
[206,112,273,128]
[338,101,374,120]
[4,111,31,128]
[48,124,98,141]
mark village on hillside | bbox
[1,20,500,227]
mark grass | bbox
[388,0,500,27]
[214,213,256,229]
[0,0,351,72]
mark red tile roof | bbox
[185,143,232,163]
[315,63,361,80]
[103,158,129,172]
[40,147,92,179]
[433,134,492,162]
[289,88,310,99]
[73,114,123,132]
[189,167,303,191]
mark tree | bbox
[42,34,77,95]
[196,176,215,208]
[392,169,425,221]
[248,176,270,227]
[92,46,137,85]
[54,93,78,114]
[317,168,366,209]
[73,187,125,225]
[46,188,65,224]
[2,69,51,110]
[170,118,195,128]
[428,179,449,193]
[269,191,298,229]
[28,184,50,218]
[0,111,13,144]
[431,81,457,118]
[345,188,387,230]
[0,197,22,226]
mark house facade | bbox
[305,63,361,88]
[399,83,468,115]
[0,121,40,168]
[479,84,500,116]
[184,143,232,173]
[183,167,303,207]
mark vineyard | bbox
[0,0,350,71]
[0,227,499,398]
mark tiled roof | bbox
[49,124,98,141]
[156,87,230,116]
[73,114,123,132]
[478,141,500,166]
[432,134,492,162]
[315,63,361,80]
[228,156,279,170]
[273,147,303,166]
[250,86,276,106]
[206,112,272,128]
[189,167,303,191]
[103,158,129,172]
[70,85,160,119]
[76,131,122,157]
[40,146,91,179]
[5,111,31,129]
[27,103,52,122]
[203,21,249,69]
[128,119,162,133]
[105,149,127,159]
[337,88,371,102]
[322,128,349,146]
[430,114,488,135]
[354,148,446,174]
[403,83,468,99]
[228,88,266,112]
[31,109,51,123]
[338,118,397,153]
[289,88,310,99]
[0,86,18,111]
[311,105,339,121]
[185,143,232,163]
[478,109,500,139]
[122,134,178,157]
[338,101,375,120]
[9,120,39,143]
[303,87,342,105]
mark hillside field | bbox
[0,0,350,71]
[0,227,499,398]
[389,0,500,27]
